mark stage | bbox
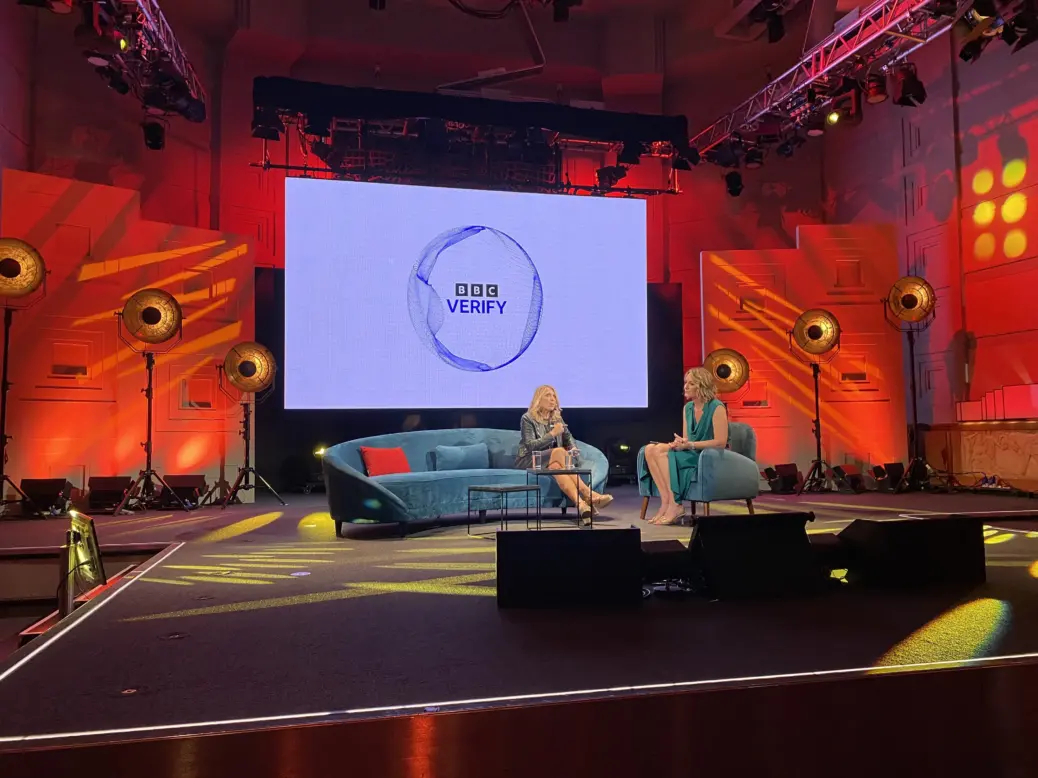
[2,486,1038,750]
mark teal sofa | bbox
[636,421,760,519]
[323,428,608,534]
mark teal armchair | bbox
[636,421,760,519]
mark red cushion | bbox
[360,446,411,477]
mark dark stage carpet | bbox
[2,486,1038,747]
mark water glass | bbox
[532,450,547,470]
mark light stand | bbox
[200,342,284,508]
[113,288,188,514]
[884,276,937,492]
[789,309,841,495]
[0,238,47,519]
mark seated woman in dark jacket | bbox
[516,384,613,520]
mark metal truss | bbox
[690,0,973,152]
[119,0,206,105]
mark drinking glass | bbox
[532,450,546,470]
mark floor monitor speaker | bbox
[838,516,985,588]
[690,512,824,598]
[87,476,133,513]
[161,474,207,508]
[497,528,643,608]
[19,478,73,515]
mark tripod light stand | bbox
[113,288,189,514]
[885,275,936,491]
[704,348,751,399]
[0,238,47,519]
[203,341,285,509]
[790,308,841,495]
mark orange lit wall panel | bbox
[0,170,254,499]
[701,224,907,470]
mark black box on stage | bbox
[161,474,207,507]
[19,478,73,513]
[88,476,133,513]
[641,539,692,582]
[497,528,643,608]
[838,516,985,588]
[689,512,824,598]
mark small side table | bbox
[467,485,541,535]
[525,468,594,529]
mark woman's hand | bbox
[550,422,565,437]
[670,435,690,450]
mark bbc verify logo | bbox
[447,282,508,314]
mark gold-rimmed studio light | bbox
[792,308,841,357]
[223,341,276,394]
[704,348,750,394]
[887,276,936,326]
[121,288,182,346]
[0,238,46,301]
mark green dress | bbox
[667,398,724,502]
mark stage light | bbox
[865,73,889,104]
[744,148,764,169]
[141,118,165,151]
[725,171,743,197]
[223,341,276,394]
[251,108,285,141]
[116,288,187,513]
[885,276,937,490]
[704,348,750,394]
[789,308,841,494]
[596,165,627,189]
[826,110,841,126]
[805,118,826,138]
[894,65,927,106]
[959,37,989,62]
[0,238,48,518]
[121,288,182,345]
[96,66,130,95]
[210,342,286,509]
[314,446,327,458]
[618,141,644,166]
[767,11,785,43]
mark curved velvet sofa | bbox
[323,428,608,533]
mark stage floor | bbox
[2,486,1038,748]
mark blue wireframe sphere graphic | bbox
[408,226,543,372]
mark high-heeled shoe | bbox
[654,506,686,526]
[578,500,593,526]
[590,493,614,510]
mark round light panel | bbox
[792,308,841,356]
[0,238,46,300]
[224,341,276,394]
[122,288,182,344]
[704,348,750,394]
[887,276,936,324]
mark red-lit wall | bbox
[0,170,253,498]
[0,2,32,200]
[701,224,907,470]
[825,33,1038,425]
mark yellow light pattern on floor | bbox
[984,533,1015,545]
[111,515,219,537]
[139,577,194,586]
[347,574,496,597]
[202,555,338,564]
[1028,561,1038,578]
[123,572,491,621]
[870,598,1010,673]
[398,547,496,555]
[383,562,497,571]
[195,512,283,543]
[180,575,272,585]
[298,512,338,541]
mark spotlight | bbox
[805,115,826,137]
[894,65,927,106]
[767,11,785,43]
[96,66,129,95]
[725,171,743,197]
[141,118,165,151]
[596,165,627,189]
[865,73,889,104]
[776,135,804,158]
[618,141,644,166]
[251,107,284,141]
[826,110,841,126]
[744,148,764,169]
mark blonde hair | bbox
[528,384,560,422]
[684,367,717,402]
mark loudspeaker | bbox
[832,464,866,493]
[161,474,207,508]
[873,462,904,491]
[641,539,691,583]
[497,529,643,608]
[19,478,73,515]
[87,476,133,513]
[838,516,986,588]
[689,512,825,598]
[765,463,799,494]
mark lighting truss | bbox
[690,0,974,154]
[128,0,206,108]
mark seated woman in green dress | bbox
[642,367,730,526]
